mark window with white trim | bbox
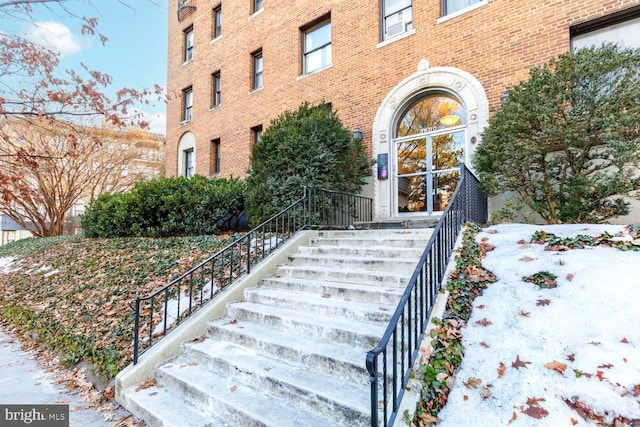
[182,86,193,122]
[184,148,195,177]
[212,71,221,107]
[382,0,412,40]
[441,0,481,17]
[252,49,263,90]
[213,5,222,39]
[302,18,331,74]
[184,26,194,62]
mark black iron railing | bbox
[365,164,487,427]
[132,187,372,364]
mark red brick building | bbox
[166,0,640,220]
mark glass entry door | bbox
[395,127,465,214]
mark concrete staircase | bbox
[119,228,433,427]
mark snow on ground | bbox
[436,224,640,426]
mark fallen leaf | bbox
[536,299,551,306]
[475,318,492,327]
[512,355,531,369]
[590,341,601,345]
[135,378,156,392]
[481,387,491,399]
[634,384,640,397]
[463,377,482,389]
[497,362,505,378]
[519,310,530,317]
[508,412,517,424]
[230,385,237,392]
[476,304,485,309]
[523,405,549,419]
[597,363,614,369]
[419,412,440,423]
[479,341,490,348]
[567,353,575,362]
[559,259,565,266]
[230,319,238,324]
[518,256,536,262]
[463,395,469,401]
[566,273,574,281]
[321,293,331,298]
[544,360,567,375]
[481,236,489,242]
[517,239,527,244]
[571,418,578,425]
[596,370,606,382]
[487,229,498,234]
[526,397,546,406]
[621,337,629,344]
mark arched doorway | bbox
[371,60,489,220]
[394,92,466,214]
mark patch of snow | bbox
[436,224,640,426]
[151,280,220,336]
[0,257,15,274]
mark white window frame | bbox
[382,0,413,41]
[212,71,221,107]
[213,5,222,39]
[302,19,332,74]
[252,50,263,90]
[182,86,193,122]
[184,26,194,62]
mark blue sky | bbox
[2,1,168,134]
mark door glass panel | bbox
[398,175,426,212]
[396,93,466,137]
[432,130,464,171]
[432,169,459,211]
[397,139,426,175]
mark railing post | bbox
[366,353,379,427]
[246,232,252,274]
[133,297,140,365]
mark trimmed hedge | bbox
[81,175,246,237]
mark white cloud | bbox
[23,21,88,58]
[134,109,167,136]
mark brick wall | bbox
[166,0,640,178]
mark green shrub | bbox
[81,175,246,237]
[474,44,640,224]
[245,102,372,225]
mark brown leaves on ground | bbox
[544,360,567,375]
[475,318,492,327]
[512,355,531,369]
[135,378,157,392]
[463,377,482,389]
[522,397,549,419]
[466,265,497,283]
[564,398,607,425]
[518,256,536,262]
[536,299,551,306]
[497,362,505,378]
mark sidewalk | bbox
[0,327,134,426]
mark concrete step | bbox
[287,253,418,273]
[119,382,232,427]
[173,341,371,425]
[154,359,348,427]
[225,302,386,349]
[273,264,411,286]
[317,229,433,239]
[309,235,430,249]
[259,276,405,304]
[243,287,395,323]
[204,319,370,385]
[297,244,425,259]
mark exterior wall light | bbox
[353,128,363,140]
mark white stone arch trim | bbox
[371,59,489,219]
[177,131,196,177]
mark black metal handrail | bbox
[132,187,372,364]
[365,164,487,427]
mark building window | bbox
[382,0,412,40]
[213,5,222,39]
[252,49,263,90]
[212,71,221,107]
[184,26,194,62]
[302,18,331,74]
[211,139,221,175]
[441,0,481,17]
[252,0,263,14]
[251,125,263,145]
[184,148,195,177]
[571,7,640,51]
[182,86,193,122]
